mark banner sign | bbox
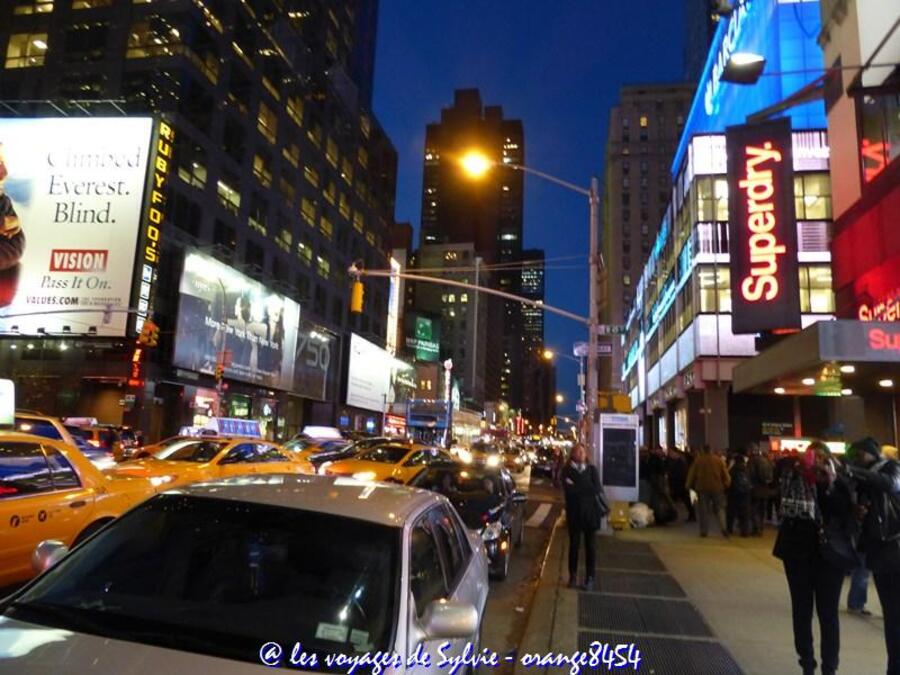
[0,117,153,335]
[726,117,801,334]
[346,333,415,412]
[293,319,335,401]
[173,252,301,390]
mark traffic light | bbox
[137,320,159,347]
[215,363,225,381]
[350,280,364,313]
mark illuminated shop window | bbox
[793,173,832,220]
[694,177,729,222]
[13,0,53,14]
[5,33,48,68]
[799,266,834,314]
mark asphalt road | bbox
[480,467,564,673]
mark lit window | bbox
[216,179,241,215]
[286,95,304,127]
[640,115,648,128]
[352,211,365,233]
[13,0,53,14]
[303,165,320,188]
[5,33,48,68]
[460,294,468,303]
[316,255,330,279]
[252,154,272,188]
[358,147,368,168]
[72,0,112,7]
[257,102,277,144]
[319,216,334,240]
[297,241,312,266]
[325,137,339,168]
[282,143,300,167]
[301,198,316,226]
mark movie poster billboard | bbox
[173,252,301,390]
[726,117,801,334]
[346,333,416,412]
[0,117,154,335]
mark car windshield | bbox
[155,439,209,460]
[415,470,503,529]
[14,418,62,442]
[283,438,311,452]
[7,494,399,667]
[356,445,410,464]
[163,441,226,463]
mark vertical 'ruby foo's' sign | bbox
[726,117,801,334]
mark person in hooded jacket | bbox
[774,441,856,675]
[562,443,608,591]
[847,437,900,674]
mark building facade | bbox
[520,249,553,424]
[621,0,836,451]
[419,88,524,407]
[600,83,694,390]
[0,0,397,440]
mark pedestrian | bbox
[562,442,609,591]
[727,453,753,536]
[686,445,731,538]
[748,442,776,535]
[648,447,676,524]
[667,448,695,522]
[774,441,856,675]
[847,437,900,673]
[847,558,872,616]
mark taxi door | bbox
[0,441,95,587]
[216,442,263,479]
[253,443,306,475]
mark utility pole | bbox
[587,176,601,457]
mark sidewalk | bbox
[518,517,887,675]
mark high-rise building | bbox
[0,0,396,438]
[599,84,694,390]
[419,89,524,407]
[520,249,552,423]
[683,0,719,83]
[408,243,494,408]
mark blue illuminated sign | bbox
[704,0,755,117]
[649,274,677,329]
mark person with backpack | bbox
[846,437,900,673]
[774,441,856,675]
[727,453,753,537]
[748,442,776,536]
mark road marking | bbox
[526,503,552,528]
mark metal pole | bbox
[472,257,480,402]
[587,177,601,457]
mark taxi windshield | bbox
[6,494,400,667]
[355,445,410,464]
[163,441,226,463]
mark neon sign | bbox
[704,0,754,116]
[859,289,900,322]
[869,328,900,352]
[726,118,801,334]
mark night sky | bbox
[373,1,687,414]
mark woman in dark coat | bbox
[774,441,856,675]
[563,443,609,591]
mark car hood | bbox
[107,459,205,479]
[0,616,282,673]
[325,460,395,477]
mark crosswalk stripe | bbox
[526,502,552,528]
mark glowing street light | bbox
[542,348,554,361]
[555,393,565,404]
[459,150,493,179]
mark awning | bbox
[733,320,900,396]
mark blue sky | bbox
[373,1,687,412]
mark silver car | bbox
[0,474,489,673]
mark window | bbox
[341,158,354,185]
[325,137,339,168]
[695,177,729,221]
[45,447,81,490]
[213,220,236,253]
[640,115,648,128]
[319,216,333,240]
[338,192,351,219]
[409,518,447,615]
[352,211,364,233]
[286,95,303,127]
[303,165,320,188]
[276,228,292,253]
[282,143,300,168]
[216,178,241,216]
[257,102,277,144]
[297,239,312,266]
[697,267,731,313]
[14,0,53,14]
[623,274,631,286]
[300,198,316,227]
[0,442,52,496]
[432,507,467,585]
[66,22,109,61]
[175,139,208,190]
[248,193,268,235]
[252,153,272,188]
[799,265,835,313]
[5,33,48,68]
[793,173,832,220]
[316,255,330,279]
[323,181,336,205]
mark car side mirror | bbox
[512,491,527,504]
[31,540,69,574]
[420,600,479,640]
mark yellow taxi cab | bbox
[323,442,457,484]
[109,437,314,489]
[0,432,157,587]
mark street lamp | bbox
[459,151,602,454]
[555,393,565,404]
[722,52,767,84]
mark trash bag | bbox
[629,502,655,528]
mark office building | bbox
[419,88,525,407]
[0,0,397,439]
[520,249,552,423]
[600,83,694,390]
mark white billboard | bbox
[346,333,415,412]
[0,117,154,335]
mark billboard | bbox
[172,252,301,390]
[0,117,154,335]
[346,333,415,412]
[404,312,440,362]
[726,117,801,334]
[293,318,336,401]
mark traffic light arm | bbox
[358,268,592,326]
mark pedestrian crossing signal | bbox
[350,280,364,313]
[215,363,225,381]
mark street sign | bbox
[597,343,612,356]
[596,325,626,335]
[573,341,588,357]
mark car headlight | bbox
[457,449,473,464]
[149,475,176,487]
[486,454,500,468]
[352,471,376,482]
[482,520,504,541]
